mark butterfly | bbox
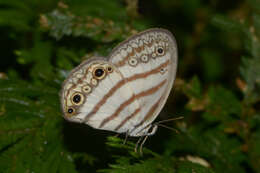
[60,28,178,140]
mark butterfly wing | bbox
[61,28,178,137]
[60,57,140,133]
[108,28,178,136]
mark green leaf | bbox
[41,1,148,42]
[248,128,260,172]
[0,79,93,173]
[203,86,241,122]
[183,76,202,99]
[211,15,244,33]
[165,126,245,173]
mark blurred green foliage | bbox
[0,0,259,173]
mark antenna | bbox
[155,116,184,124]
[154,116,184,133]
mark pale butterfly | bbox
[60,28,178,151]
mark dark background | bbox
[0,0,259,173]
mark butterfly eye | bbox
[71,92,84,105]
[93,67,106,80]
[157,47,164,55]
[82,85,92,94]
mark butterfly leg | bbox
[113,133,120,137]
[123,131,129,145]
[135,136,144,153]
[139,135,149,155]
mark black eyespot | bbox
[73,94,81,103]
[157,48,163,54]
[157,47,164,54]
[95,68,104,77]
[68,108,74,114]
[107,66,112,72]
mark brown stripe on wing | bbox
[114,107,141,131]
[99,79,167,128]
[84,60,170,122]
[133,95,165,131]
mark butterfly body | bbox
[61,28,178,137]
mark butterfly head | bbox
[60,57,115,122]
[129,124,158,137]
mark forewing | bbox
[108,28,178,135]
